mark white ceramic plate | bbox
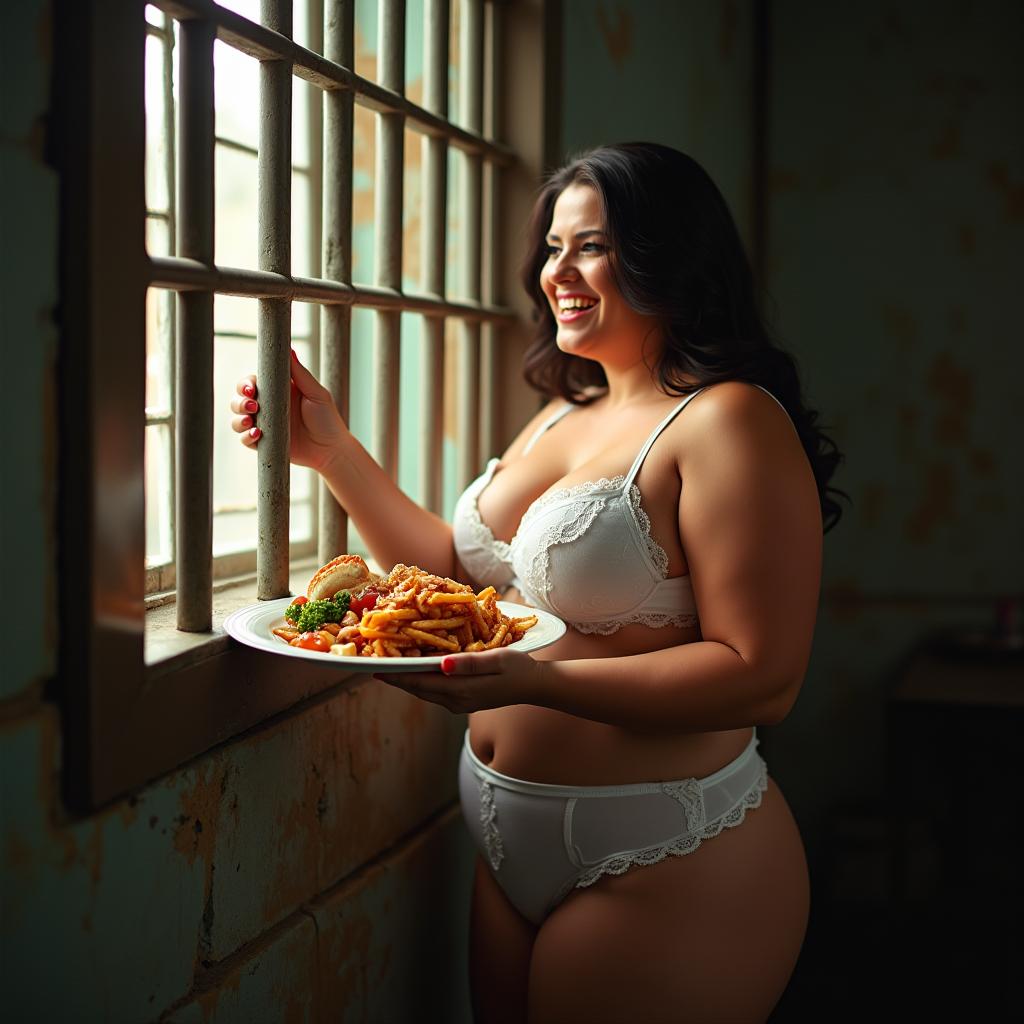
[223,597,566,671]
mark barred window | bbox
[59,0,551,809]
[143,0,511,626]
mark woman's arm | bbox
[235,353,563,578]
[319,388,566,578]
[318,430,456,578]
[231,352,454,575]
[380,384,823,729]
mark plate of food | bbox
[223,554,566,671]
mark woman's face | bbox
[539,182,661,363]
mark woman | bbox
[231,142,843,1023]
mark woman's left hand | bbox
[372,647,546,714]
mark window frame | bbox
[57,0,555,812]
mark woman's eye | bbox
[544,245,560,257]
[582,243,605,253]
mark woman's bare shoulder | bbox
[673,381,803,465]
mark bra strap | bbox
[622,389,706,489]
[521,402,576,455]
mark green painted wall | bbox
[762,0,1024,844]
[560,0,757,248]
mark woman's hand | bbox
[372,648,548,715]
[229,349,348,473]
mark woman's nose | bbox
[550,251,579,281]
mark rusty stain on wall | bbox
[967,447,996,479]
[904,460,956,543]
[319,903,374,1014]
[269,754,331,924]
[927,350,972,446]
[595,3,633,71]
[988,161,1024,222]
[924,70,987,105]
[173,764,224,867]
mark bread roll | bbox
[307,554,376,602]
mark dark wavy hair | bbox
[520,142,846,532]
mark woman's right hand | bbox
[230,349,348,473]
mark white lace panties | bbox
[458,730,768,925]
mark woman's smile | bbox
[555,293,600,323]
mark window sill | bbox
[144,557,321,672]
[68,553,385,811]
[144,550,383,673]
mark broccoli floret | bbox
[284,600,304,623]
[293,592,351,633]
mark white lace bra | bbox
[451,391,709,635]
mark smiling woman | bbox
[539,184,664,365]
[229,140,845,1022]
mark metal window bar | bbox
[319,0,354,564]
[419,0,449,515]
[372,0,406,482]
[306,0,324,558]
[144,12,178,596]
[149,258,512,319]
[154,0,514,166]
[148,0,511,626]
[456,0,484,494]
[176,16,216,630]
[255,0,293,601]
[479,0,500,463]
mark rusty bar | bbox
[418,0,448,514]
[371,0,405,481]
[147,255,515,320]
[456,0,483,493]
[256,0,293,599]
[154,0,514,164]
[479,0,500,461]
[175,17,215,631]
[319,0,354,563]
[306,0,324,553]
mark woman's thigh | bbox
[527,780,810,1024]
[469,856,538,1024]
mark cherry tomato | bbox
[291,631,332,652]
[349,589,379,617]
[292,595,308,607]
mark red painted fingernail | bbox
[244,399,258,413]
[249,427,261,439]
[243,384,254,397]
[440,656,455,675]
[290,348,298,361]
[241,415,252,429]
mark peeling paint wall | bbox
[560,0,757,248]
[0,2,474,1020]
[762,0,1024,845]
